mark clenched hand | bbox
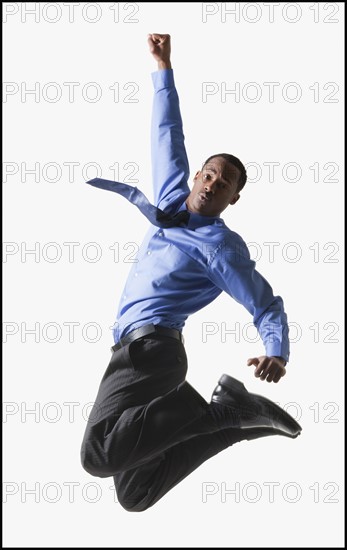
[247,356,286,383]
[148,33,171,69]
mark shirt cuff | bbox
[265,344,289,364]
[151,68,175,91]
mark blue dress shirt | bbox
[112,69,289,362]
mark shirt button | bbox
[158,231,163,237]
[147,250,151,255]
[134,273,138,277]
[123,295,127,300]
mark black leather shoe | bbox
[211,374,302,438]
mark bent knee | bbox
[116,480,155,512]
[80,441,123,478]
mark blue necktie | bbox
[86,178,190,229]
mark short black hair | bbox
[202,153,247,193]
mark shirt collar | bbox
[177,196,225,230]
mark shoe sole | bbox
[215,374,302,436]
[244,428,302,440]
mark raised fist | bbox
[147,33,171,64]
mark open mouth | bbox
[198,193,212,203]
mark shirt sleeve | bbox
[151,69,190,210]
[207,236,290,362]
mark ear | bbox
[229,193,240,206]
[193,170,201,182]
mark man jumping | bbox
[81,33,301,512]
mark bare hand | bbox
[247,356,286,383]
[147,33,171,67]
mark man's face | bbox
[185,156,241,217]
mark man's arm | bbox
[147,33,190,209]
[208,237,289,383]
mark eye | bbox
[203,174,211,180]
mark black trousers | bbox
[80,334,273,512]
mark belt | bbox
[111,323,184,353]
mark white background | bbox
[3,2,344,547]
